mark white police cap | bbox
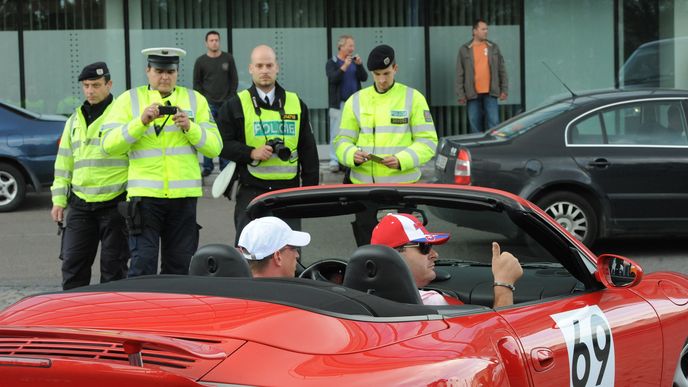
[141,47,187,69]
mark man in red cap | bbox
[371,213,523,307]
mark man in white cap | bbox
[371,213,522,307]
[101,47,223,277]
[237,216,311,278]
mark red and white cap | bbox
[371,213,450,248]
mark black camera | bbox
[158,105,178,115]
[265,138,292,161]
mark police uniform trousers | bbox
[233,184,300,246]
[128,197,199,277]
[60,194,129,290]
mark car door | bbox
[566,98,688,229]
[497,272,663,385]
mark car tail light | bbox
[453,148,471,185]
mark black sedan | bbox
[433,89,688,246]
[0,101,65,211]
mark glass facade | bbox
[0,0,686,142]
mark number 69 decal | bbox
[551,305,615,387]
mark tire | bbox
[0,162,27,212]
[674,340,688,387]
[537,191,598,246]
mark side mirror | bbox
[595,254,643,288]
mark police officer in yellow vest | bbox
[101,48,223,277]
[50,62,129,290]
[334,44,438,184]
[217,45,319,245]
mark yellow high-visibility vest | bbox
[335,82,438,184]
[51,102,128,207]
[238,90,301,181]
[101,86,222,198]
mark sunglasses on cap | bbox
[397,242,433,255]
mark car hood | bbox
[0,291,448,356]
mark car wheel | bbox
[675,340,688,387]
[537,191,598,246]
[0,162,26,212]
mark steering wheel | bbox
[298,259,348,284]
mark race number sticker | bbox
[550,305,615,387]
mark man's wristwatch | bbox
[493,282,516,292]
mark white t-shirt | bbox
[419,290,450,306]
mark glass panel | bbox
[601,100,688,145]
[231,0,324,28]
[23,1,124,114]
[22,0,106,30]
[330,0,421,27]
[0,0,18,31]
[570,114,604,145]
[524,0,614,108]
[0,31,19,105]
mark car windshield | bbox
[276,198,560,267]
[489,102,576,139]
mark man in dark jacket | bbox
[218,45,319,244]
[326,35,368,172]
[456,19,508,133]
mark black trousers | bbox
[60,199,129,290]
[233,184,300,245]
[127,197,199,277]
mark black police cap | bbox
[367,44,395,71]
[78,62,110,81]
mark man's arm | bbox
[455,46,467,103]
[496,44,509,99]
[296,99,319,186]
[217,96,254,164]
[100,91,149,156]
[50,114,76,220]
[227,53,239,95]
[491,242,523,308]
[182,91,222,158]
[355,63,368,82]
[334,97,362,167]
[393,90,438,171]
[326,59,345,84]
[193,57,204,93]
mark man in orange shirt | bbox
[456,19,508,133]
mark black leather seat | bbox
[343,244,422,304]
[189,243,252,277]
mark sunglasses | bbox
[399,243,432,255]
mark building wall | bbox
[0,0,683,142]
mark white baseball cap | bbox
[238,217,311,260]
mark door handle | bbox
[531,347,555,372]
[587,158,610,169]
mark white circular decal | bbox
[551,305,615,387]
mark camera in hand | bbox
[158,105,178,115]
[265,138,292,161]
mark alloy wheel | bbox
[544,201,588,242]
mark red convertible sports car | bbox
[1,184,687,386]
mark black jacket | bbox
[217,83,319,190]
[326,56,368,108]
